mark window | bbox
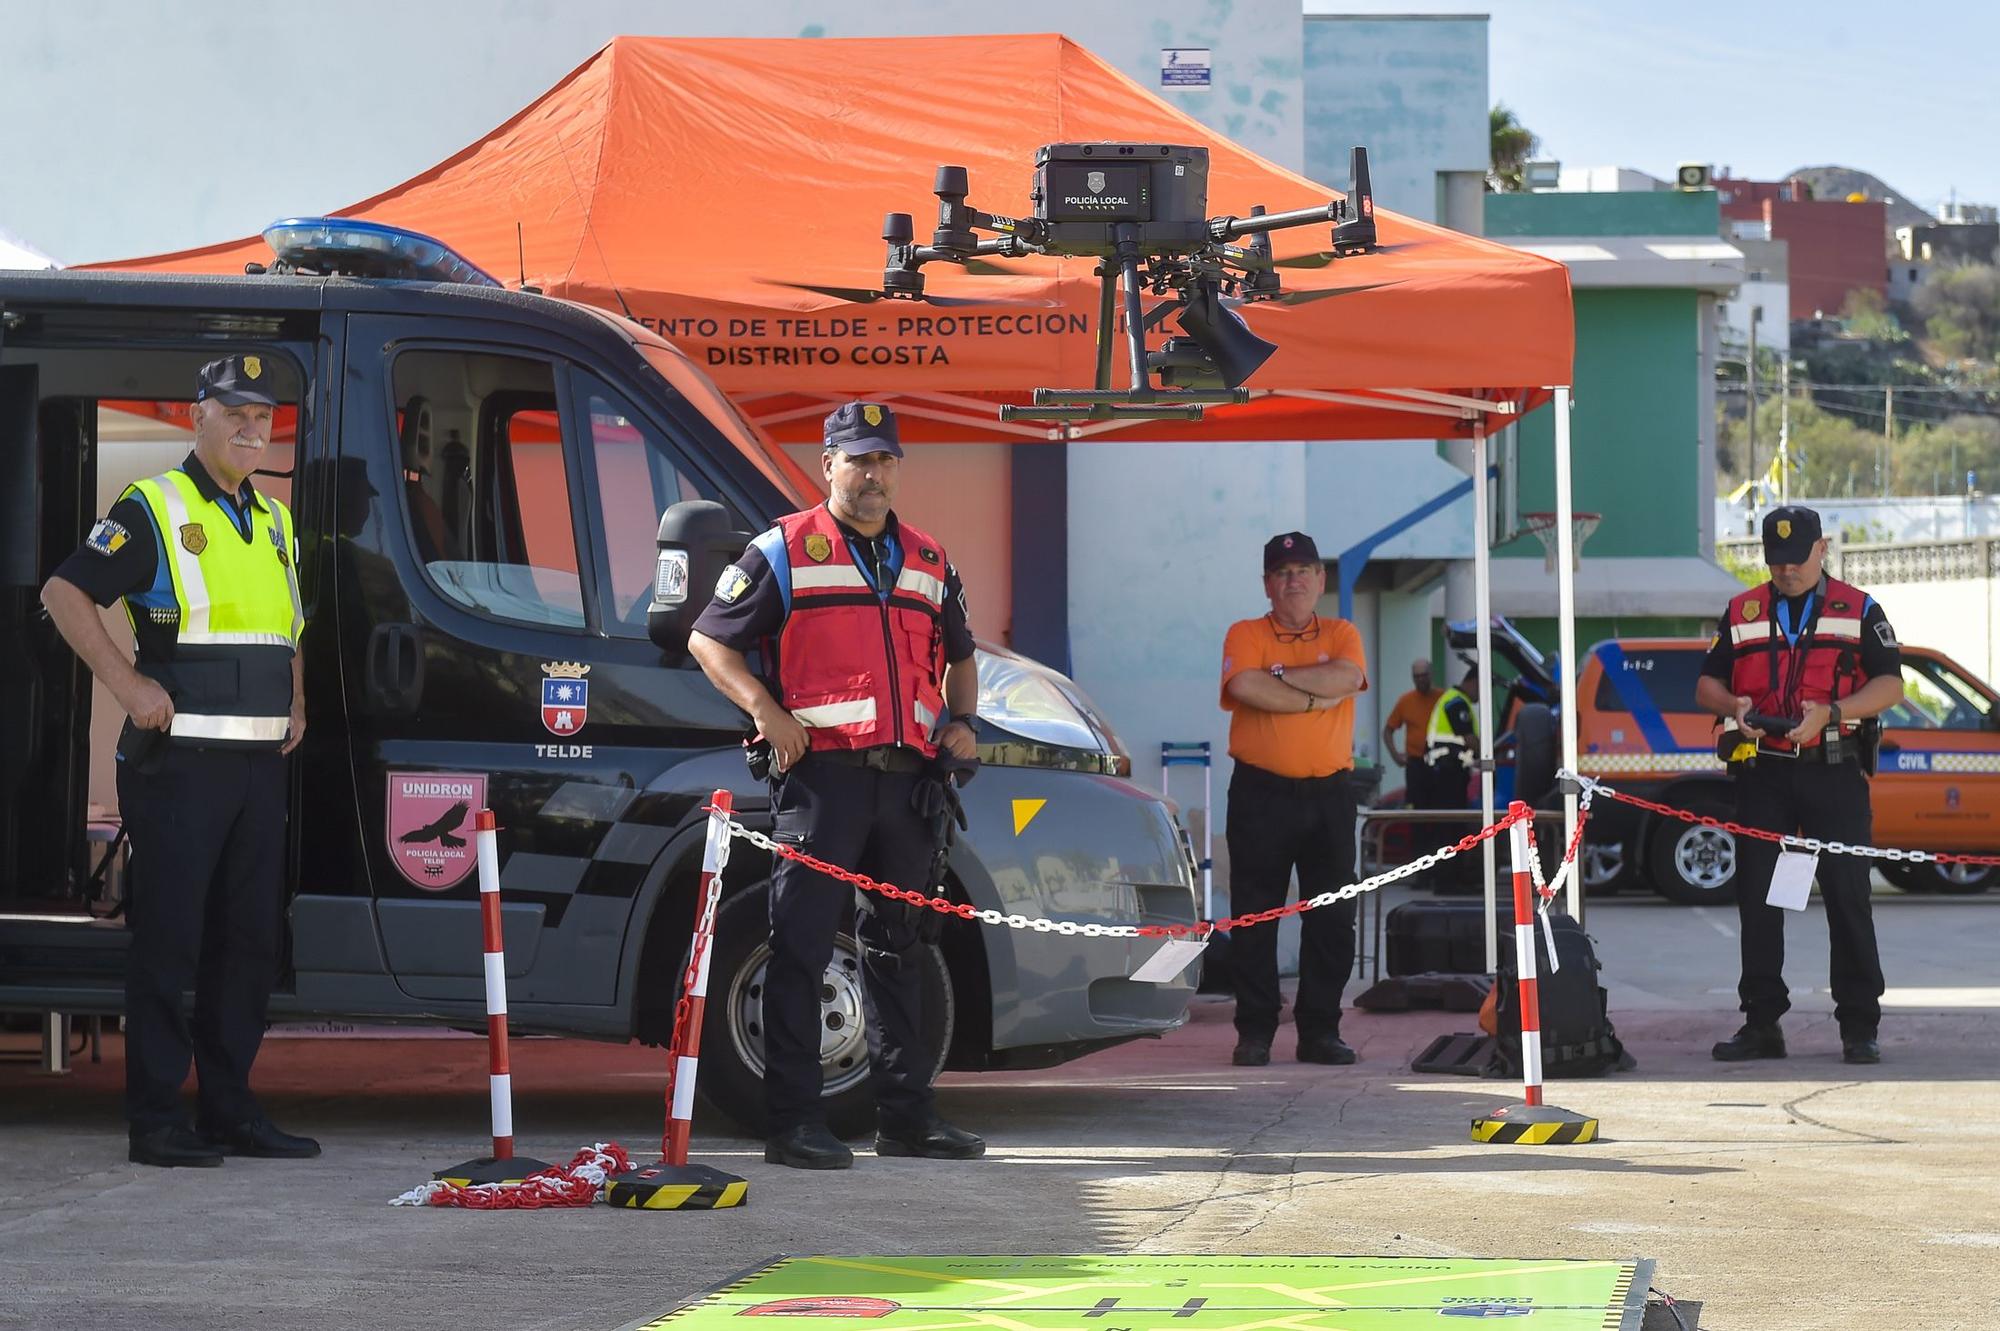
[391,351,585,629]
[1885,658,1996,732]
[577,378,737,636]
[1592,649,1708,715]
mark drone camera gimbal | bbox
[875,144,1380,421]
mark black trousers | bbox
[117,745,288,1132]
[766,754,937,1132]
[1732,757,1884,1036]
[1225,763,1359,1044]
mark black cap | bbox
[1761,506,1823,565]
[195,354,278,407]
[1263,531,1322,572]
[822,401,903,457]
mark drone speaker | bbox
[1177,284,1277,390]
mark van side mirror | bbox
[649,500,752,663]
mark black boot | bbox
[1231,1039,1272,1067]
[1711,1022,1786,1061]
[129,1124,224,1168]
[201,1115,321,1159]
[1841,1034,1881,1065]
[765,1123,854,1170]
[875,1116,985,1160]
[1297,1034,1356,1065]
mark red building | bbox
[1716,175,1887,320]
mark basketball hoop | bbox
[1522,511,1600,573]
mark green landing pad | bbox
[628,1254,1655,1331]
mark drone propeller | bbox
[760,279,1054,308]
[1224,280,1397,308]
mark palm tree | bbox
[1490,103,1540,193]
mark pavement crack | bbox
[1781,1081,1903,1145]
[1126,1077,1314,1250]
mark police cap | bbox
[195,354,279,407]
[1761,505,1823,566]
[822,401,903,457]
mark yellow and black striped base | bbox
[433,1155,554,1186]
[604,1161,749,1210]
[1470,1102,1600,1145]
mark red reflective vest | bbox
[1725,576,1868,751]
[773,506,950,757]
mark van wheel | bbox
[1581,838,1636,894]
[1895,860,1994,894]
[1513,704,1559,807]
[695,878,953,1139]
[1646,801,1739,905]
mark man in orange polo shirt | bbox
[1381,659,1442,805]
[1218,532,1369,1067]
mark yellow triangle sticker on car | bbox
[1011,798,1047,836]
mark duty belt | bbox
[812,746,929,774]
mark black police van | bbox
[0,232,1197,1133]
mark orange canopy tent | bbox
[95,33,1571,444]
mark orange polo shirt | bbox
[1385,687,1444,760]
[1219,614,1369,778]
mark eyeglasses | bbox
[1267,614,1321,644]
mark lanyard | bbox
[1764,589,1819,711]
[844,530,899,599]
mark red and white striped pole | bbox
[1470,804,1597,1144]
[662,789,733,1166]
[1507,813,1544,1108]
[433,808,550,1184]
[603,790,748,1208]
[475,809,517,1157]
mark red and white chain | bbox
[718,804,1534,937]
[1568,770,2000,867]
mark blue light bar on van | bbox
[260,217,502,287]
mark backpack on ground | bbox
[1487,910,1633,1078]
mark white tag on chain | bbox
[1132,937,1208,983]
[1538,903,1561,973]
[1767,850,1818,911]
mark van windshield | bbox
[634,343,814,505]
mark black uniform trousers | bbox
[766,752,937,1132]
[117,744,288,1132]
[1225,762,1359,1045]
[1732,756,1884,1037]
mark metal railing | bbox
[1715,535,2000,585]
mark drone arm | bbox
[1209,202,1340,241]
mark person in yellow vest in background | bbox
[41,355,316,1168]
[1420,669,1479,810]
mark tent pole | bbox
[1094,261,1117,392]
[1554,386,1581,920]
[1472,431,1498,973]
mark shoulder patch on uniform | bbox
[803,532,832,563]
[1742,600,1760,620]
[715,564,752,603]
[1876,620,1899,648]
[85,518,130,556]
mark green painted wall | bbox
[1486,189,1721,237]
[1501,288,1703,561]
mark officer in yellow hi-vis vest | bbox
[41,355,317,1169]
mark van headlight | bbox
[974,647,1131,776]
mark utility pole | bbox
[1746,307,1760,512]
[1784,355,1800,499]
[1884,384,1895,497]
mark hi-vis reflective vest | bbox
[125,468,302,750]
[1724,575,1867,752]
[772,505,948,757]
[1424,687,1475,764]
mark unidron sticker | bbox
[387,771,486,890]
[542,661,591,736]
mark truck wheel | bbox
[1513,704,1559,808]
[695,878,953,1139]
[1646,800,1739,905]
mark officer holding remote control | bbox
[1694,506,1906,1066]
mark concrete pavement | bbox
[1,892,1995,1331]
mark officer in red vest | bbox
[689,401,985,1170]
[1695,506,1904,1065]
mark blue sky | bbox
[1324,0,1999,212]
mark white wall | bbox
[1717,281,1792,356]
[1871,581,1998,683]
[1301,13,1489,220]
[0,0,1304,262]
